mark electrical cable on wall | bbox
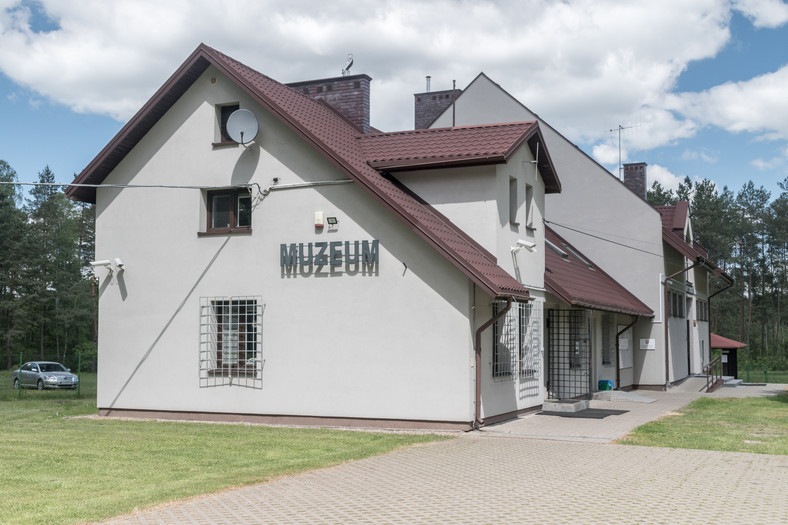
[545,219,663,258]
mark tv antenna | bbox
[610,124,637,179]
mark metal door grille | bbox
[547,309,590,399]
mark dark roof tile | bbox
[67,43,542,300]
[544,226,653,316]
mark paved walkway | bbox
[102,381,788,524]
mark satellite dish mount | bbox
[226,109,259,145]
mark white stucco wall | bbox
[432,74,675,387]
[392,134,549,417]
[393,142,545,291]
[94,66,479,423]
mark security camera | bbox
[90,260,112,267]
[114,258,125,270]
[511,239,537,253]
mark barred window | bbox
[200,296,263,388]
[492,300,542,382]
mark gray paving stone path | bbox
[102,380,788,524]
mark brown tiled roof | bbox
[654,202,711,260]
[710,333,746,349]
[654,201,688,232]
[358,123,560,193]
[544,226,653,316]
[67,44,543,300]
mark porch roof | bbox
[544,226,653,317]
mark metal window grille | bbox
[492,301,542,383]
[200,296,264,388]
[547,309,590,399]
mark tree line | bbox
[648,176,788,370]
[2,156,786,373]
[1,160,96,371]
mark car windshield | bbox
[39,363,67,372]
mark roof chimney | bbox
[413,82,461,130]
[623,162,648,200]
[287,74,372,134]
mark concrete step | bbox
[723,378,744,387]
[542,399,589,413]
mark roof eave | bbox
[369,155,506,171]
[66,45,213,203]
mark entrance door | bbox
[547,309,591,399]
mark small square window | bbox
[218,104,240,143]
[204,189,252,234]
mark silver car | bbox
[12,361,79,390]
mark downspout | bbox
[663,260,701,389]
[616,315,638,390]
[706,271,734,369]
[474,296,513,429]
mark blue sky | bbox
[1,0,788,200]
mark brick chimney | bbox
[623,162,647,200]
[287,74,372,134]
[414,82,461,129]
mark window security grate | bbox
[492,300,542,384]
[199,296,264,389]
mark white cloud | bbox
[681,148,719,163]
[733,0,788,28]
[0,0,785,163]
[667,65,788,142]
[592,142,621,166]
[751,143,788,170]
[751,157,784,170]
[647,164,686,192]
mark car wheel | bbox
[37,379,44,391]
[13,378,19,389]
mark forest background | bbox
[1,158,787,373]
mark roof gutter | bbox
[662,260,701,389]
[473,296,513,429]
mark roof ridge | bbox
[359,120,537,140]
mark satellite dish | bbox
[226,109,259,144]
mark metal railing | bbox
[703,356,723,392]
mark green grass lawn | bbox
[0,373,448,525]
[618,391,788,455]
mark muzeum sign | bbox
[280,240,379,268]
